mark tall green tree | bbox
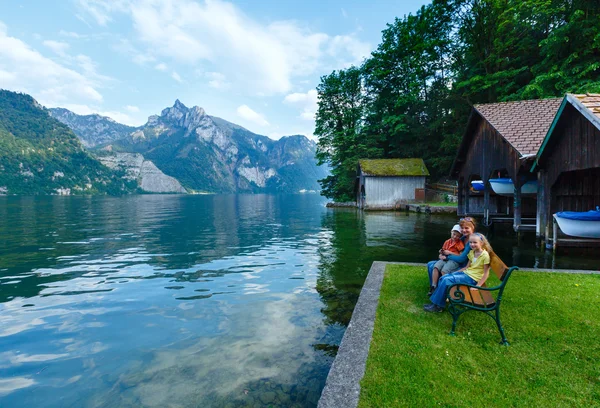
[363,1,456,175]
[315,0,600,202]
[525,0,600,97]
[315,67,372,201]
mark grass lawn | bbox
[358,265,600,407]
[423,202,458,207]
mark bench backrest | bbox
[490,254,508,281]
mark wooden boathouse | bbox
[531,93,600,247]
[356,158,429,210]
[450,98,563,230]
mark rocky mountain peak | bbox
[161,99,189,123]
[183,105,208,129]
[173,99,187,110]
[157,100,210,131]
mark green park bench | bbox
[446,256,518,345]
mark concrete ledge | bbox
[317,261,598,408]
[317,261,386,408]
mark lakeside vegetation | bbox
[359,264,600,407]
[0,90,137,195]
[314,0,600,201]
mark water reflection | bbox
[0,195,596,407]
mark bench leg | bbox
[449,308,458,336]
[495,309,509,346]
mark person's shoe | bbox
[427,286,435,296]
[423,303,444,313]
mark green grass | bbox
[423,201,458,207]
[359,158,430,176]
[358,265,600,407]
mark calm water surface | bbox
[0,195,597,407]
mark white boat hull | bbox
[554,214,600,238]
[489,180,513,196]
[489,179,537,196]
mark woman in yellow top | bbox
[424,233,493,313]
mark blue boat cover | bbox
[471,181,484,191]
[556,207,600,221]
[489,178,512,184]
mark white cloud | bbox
[114,39,155,65]
[327,35,371,67]
[43,40,70,56]
[75,0,129,26]
[125,105,140,112]
[59,30,84,39]
[0,377,36,397]
[237,105,269,127]
[154,62,167,71]
[0,22,103,106]
[284,89,318,121]
[99,110,139,125]
[171,71,183,83]
[268,129,315,141]
[75,0,371,94]
[205,71,230,89]
[74,54,112,83]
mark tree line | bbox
[315,0,600,202]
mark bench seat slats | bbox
[450,285,496,307]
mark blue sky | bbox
[0,0,428,139]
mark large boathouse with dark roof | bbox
[531,93,600,245]
[450,98,563,229]
[356,158,429,210]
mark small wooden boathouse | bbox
[531,93,600,247]
[450,99,562,230]
[356,158,429,210]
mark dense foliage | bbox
[0,90,137,195]
[315,0,600,201]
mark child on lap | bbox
[424,233,493,312]
[428,224,464,296]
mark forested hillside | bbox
[0,90,136,195]
[315,0,600,201]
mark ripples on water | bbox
[0,195,596,407]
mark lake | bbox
[0,195,597,407]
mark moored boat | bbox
[471,180,484,192]
[489,178,537,196]
[553,208,600,238]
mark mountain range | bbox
[0,89,326,195]
[50,100,326,194]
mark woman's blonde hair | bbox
[470,233,495,257]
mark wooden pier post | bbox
[513,182,522,232]
[552,216,558,252]
[536,171,546,238]
[464,179,470,215]
[483,180,490,226]
[457,177,465,216]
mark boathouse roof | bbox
[473,98,562,156]
[532,93,600,171]
[358,158,430,177]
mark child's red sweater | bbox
[442,238,465,255]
